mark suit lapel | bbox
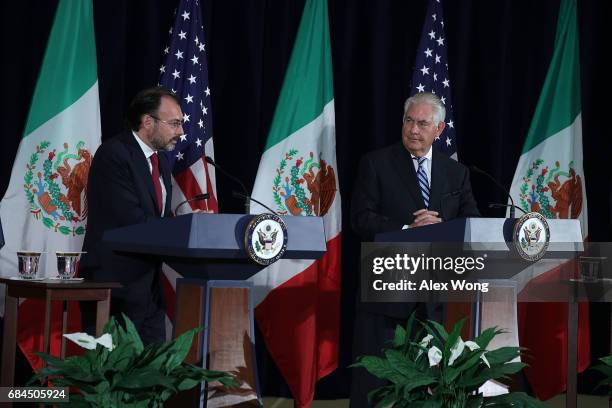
[390,143,425,209]
[158,153,173,216]
[429,150,448,213]
[121,132,159,214]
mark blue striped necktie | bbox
[415,157,430,208]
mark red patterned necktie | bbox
[150,152,163,215]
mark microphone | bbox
[469,165,523,219]
[488,203,527,215]
[232,191,279,215]
[174,193,210,215]
[204,155,250,213]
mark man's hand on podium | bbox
[410,208,442,228]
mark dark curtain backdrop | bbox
[1,0,610,398]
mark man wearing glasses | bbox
[349,92,479,407]
[80,86,184,343]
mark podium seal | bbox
[513,212,550,261]
[245,213,288,265]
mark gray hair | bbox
[403,92,446,124]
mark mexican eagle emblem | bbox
[272,149,337,216]
[24,140,92,236]
[519,159,583,220]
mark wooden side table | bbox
[0,278,121,387]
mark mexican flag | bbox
[0,0,101,369]
[249,0,341,406]
[508,0,589,399]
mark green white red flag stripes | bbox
[0,0,101,369]
[508,0,589,399]
[249,0,341,406]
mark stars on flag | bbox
[410,0,458,158]
[159,0,215,177]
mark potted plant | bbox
[591,355,612,395]
[352,314,546,407]
[30,314,237,407]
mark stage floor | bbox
[263,394,610,407]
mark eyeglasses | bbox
[149,114,184,130]
[403,117,434,129]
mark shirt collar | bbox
[410,147,433,162]
[132,131,156,159]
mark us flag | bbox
[159,0,218,213]
[158,0,216,326]
[410,0,457,159]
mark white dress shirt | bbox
[410,147,432,188]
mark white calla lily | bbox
[464,341,480,351]
[63,332,97,350]
[428,346,443,367]
[480,352,491,368]
[95,333,115,351]
[63,332,114,351]
[416,334,434,359]
[448,337,465,366]
[420,334,434,347]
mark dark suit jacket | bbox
[350,142,480,318]
[80,130,172,287]
[351,142,480,241]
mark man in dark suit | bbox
[80,86,183,344]
[349,92,479,407]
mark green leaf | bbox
[446,351,486,383]
[484,347,521,365]
[393,324,407,347]
[353,356,406,384]
[103,340,137,372]
[121,313,145,353]
[600,355,612,366]
[174,364,237,387]
[384,349,423,377]
[467,395,484,408]
[422,399,443,408]
[135,341,178,372]
[402,376,438,393]
[423,319,449,343]
[445,317,467,356]
[403,312,417,343]
[368,385,395,408]
[163,328,200,370]
[592,364,612,378]
[116,369,177,389]
[474,327,503,350]
[42,217,54,228]
[459,362,526,389]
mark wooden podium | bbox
[103,213,326,407]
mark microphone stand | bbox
[470,165,520,218]
[174,193,210,216]
[205,156,250,214]
[488,203,527,217]
[232,191,279,215]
